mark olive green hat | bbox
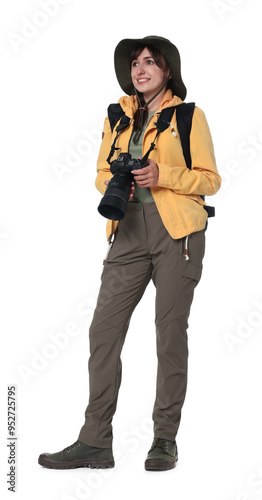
[114,35,187,100]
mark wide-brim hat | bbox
[114,35,187,100]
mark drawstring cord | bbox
[133,72,172,144]
[170,123,177,137]
[103,233,115,265]
[184,235,189,261]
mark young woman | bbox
[38,36,221,472]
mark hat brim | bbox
[114,36,187,100]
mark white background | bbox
[1,0,262,499]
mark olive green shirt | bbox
[129,111,155,203]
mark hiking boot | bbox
[145,438,178,471]
[38,440,114,469]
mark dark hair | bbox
[129,45,170,73]
[129,45,171,142]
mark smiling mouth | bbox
[137,78,150,83]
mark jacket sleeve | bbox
[157,106,221,196]
[95,116,113,195]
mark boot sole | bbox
[38,456,115,470]
[145,453,178,471]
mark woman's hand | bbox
[104,180,135,201]
[132,159,159,187]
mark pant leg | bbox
[78,204,152,448]
[143,204,205,441]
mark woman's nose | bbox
[137,65,145,75]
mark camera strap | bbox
[106,105,177,166]
[106,113,131,165]
[140,105,180,167]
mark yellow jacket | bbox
[96,90,221,241]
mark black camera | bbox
[97,153,146,221]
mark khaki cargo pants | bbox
[78,202,205,448]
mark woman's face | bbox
[131,47,170,101]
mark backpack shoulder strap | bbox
[165,102,215,218]
[108,103,125,132]
[140,107,177,166]
[108,103,131,134]
[175,102,195,170]
[106,104,131,165]
[155,106,177,132]
[155,103,195,170]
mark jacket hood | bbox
[118,90,183,119]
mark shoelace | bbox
[150,438,170,454]
[65,441,81,453]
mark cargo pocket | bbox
[181,259,202,282]
[174,258,202,317]
[182,230,205,272]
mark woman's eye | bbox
[147,59,154,65]
[132,62,138,67]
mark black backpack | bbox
[107,102,215,218]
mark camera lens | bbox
[97,171,133,220]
